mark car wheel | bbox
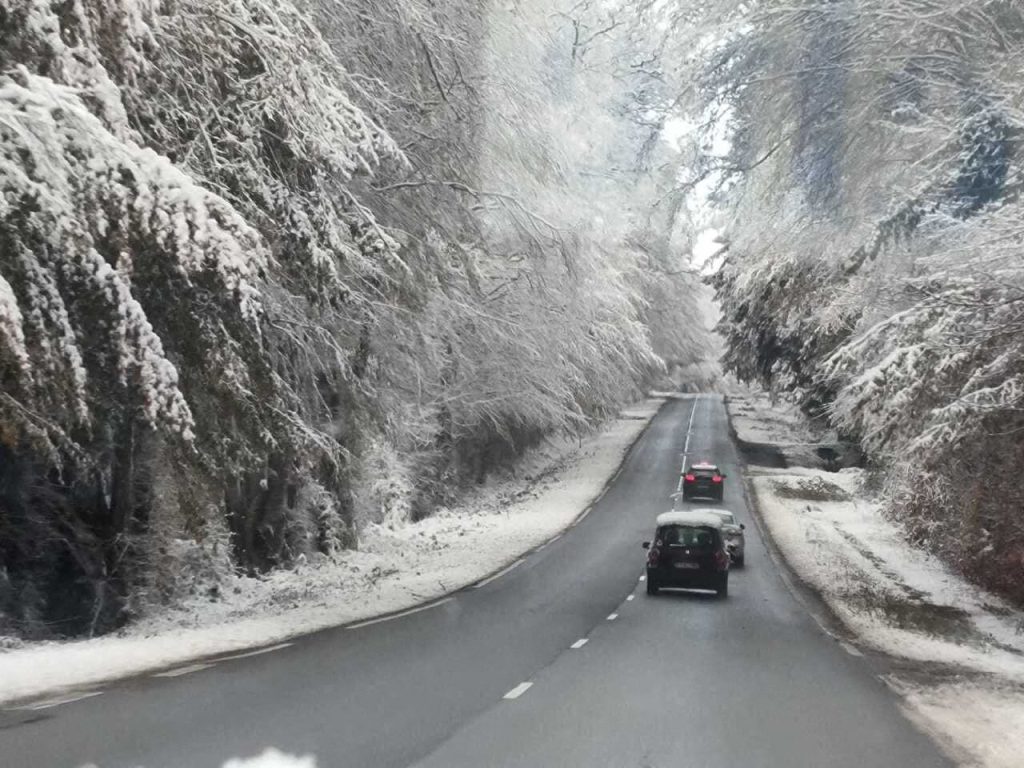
[646,579,660,596]
[735,554,745,568]
[717,577,728,598]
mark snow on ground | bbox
[900,683,1024,768]
[729,396,1024,768]
[81,748,317,768]
[749,467,1024,680]
[221,749,317,768]
[1,397,665,707]
[723,381,819,445]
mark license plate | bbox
[674,562,699,570]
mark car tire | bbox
[717,578,728,598]
[646,579,660,596]
[735,554,745,568]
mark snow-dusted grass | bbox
[741,440,1024,766]
[1,397,664,707]
[751,468,1024,680]
[724,384,820,445]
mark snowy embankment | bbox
[727,392,1024,768]
[0,397,665,707]
[726,384,819,445]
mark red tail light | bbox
[712,475,723,483]
[714,550,729,571]
[647,547,660,567]
[684,474,696,482]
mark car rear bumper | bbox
[648,567,726,591]
[682,486,724,500]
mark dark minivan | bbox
[643,511,730,597]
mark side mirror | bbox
[740,523,746,530]
[642,541,651,549]
[721,473,728,478]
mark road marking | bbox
[570,638,589,649]
[152,663,214,678]
[572,506,593,526]
[676,395,702,493]
[840,641,864,657]
[474,558,525,589]
[15,691,103,711]
[683,395,700,459]
[503,682,533,700]
[216,642,293,662]
[347,597,454,629]
[626,594,635,601]
[607,613,618,621]
[639,575,646,582]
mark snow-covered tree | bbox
[0,0,714,636]
[663,0,1024,601]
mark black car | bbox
[643,511,730,597]
[681,461,726,501]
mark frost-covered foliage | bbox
[0,0,713,637]
[660,0,1024,601]
[0,71,266,445]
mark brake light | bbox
[684,474,696,482]
[714,550,729,571]
[712,475,723,483]
[647,547,660,567]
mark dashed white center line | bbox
[152,663,214,678]
[607,613,618,621]
[683,396,700,456]
[676,396,702,493]
[503,682,533,700]
[570,638,589,649]
[626,594,635,601]
[639,575,646,582]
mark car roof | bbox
[655,510,725,528]
[690,507,735,518]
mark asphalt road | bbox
[0,395,952,768]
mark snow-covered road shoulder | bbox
[0,397,665,707]
[728,392,1024,768]
[727,385,817,445]
[750,467,1024,679]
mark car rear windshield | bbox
[690,467,718,477]
[659,525,717,548]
